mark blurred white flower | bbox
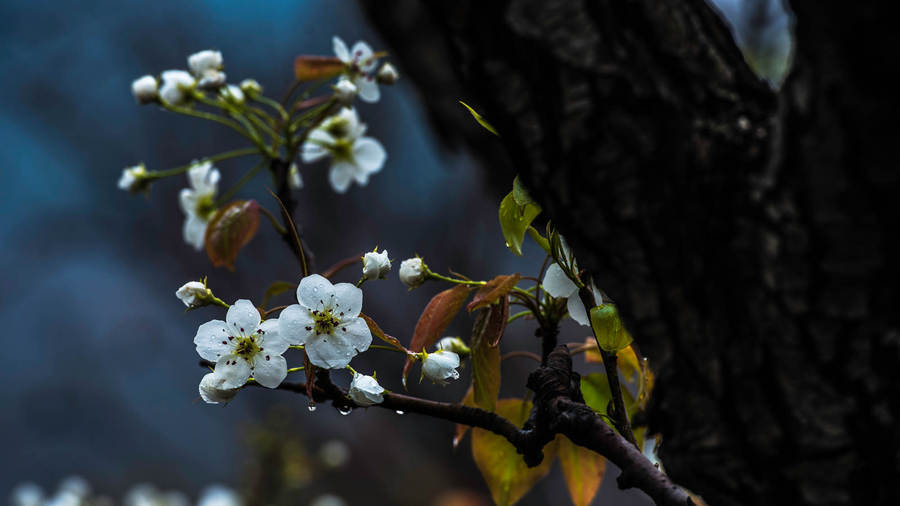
[376,63,399,85]
[301,108,386,193]
[176,281,208,307]
[422,350,460,385]
[197,485,242,506]
[118,163,150,193]
[159,70,196,106]
[220,84,244,105]
[188,50,226,89]
[318,439,350,468]
[542,263,602,326]
[278,274,372,369]
[178,162,220,250]
[333,78,358,105]
[288,163,303,190]
[348,372,384,406]
[309,494,347,506]
[399,258,426,288]
[131,75,158,104]
[362,248,391,280]
[193,300,288,389]
[239,79,262,96]
[57,477,90,499]
[10,483,43,506]
[332,36,380,103]
[199,372,239,404]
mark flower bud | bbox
[399,257,426,288]
[422,350,460,385]
[220,84,244,105]
[436,336,470,357]
[348,372,384,406]
[362,249,391,280]
[288,163,303,190]
[239,79,262,96]
[199,373,239,404]
[589,304,633,352]
[333,78,358,105]
[188,50,226,89]
[159,70,196,106]
[376,63,399,85]
[175,280,211,308]
[118,163,151,194]
[131,75,158,104]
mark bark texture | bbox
[362,1,900,504]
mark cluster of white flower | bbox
[10,479,241,506]
[131,49,229,106]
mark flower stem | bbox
[259,205,288,236]
[216,158,269,205]
[149,147,260,179]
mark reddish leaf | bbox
[467,274,521,312]
[360,313,407,353]
[453,386,476,449]
[557,434,606,506]
[402,284,471,386]
[204,200,260,270]
[294,55,345,82]
[471,307,503,411]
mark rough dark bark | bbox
[362,1,900,504]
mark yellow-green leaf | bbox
[499,192,541,256]
[589,304,633,352]
[471,306,504,411]
[204,200,260,270]
[459,100,499,136]
[472,399,556,506]
[581,372,637,421]
[293,55,344,82]
[556,435,606,506]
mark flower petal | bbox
[251,354,287,388]
[226,299,261,336]
[179,188,196,214]
[215,355,251,389]
[332,36,350,63]
[296,274,335,310]
[301,142,329,163]
[332,283,363,319]
[351,41,376,72]
[341,316,372,354]
[329,162,355,193]
[353,137,386,173]
[194,319,232,361]
[259,318,289,355]
[278,304,315,345]
[567,294,590,327]
[304,336,354,369]
[183,215,207,251]
[355,75,380,103]
[542,263,578,298]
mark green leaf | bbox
[499,191,541,256]
[204,200,260,270]
[468,274,521,312]
[589,304,633,352]
[581,372,637,421]
[556,435,606,506]
[471,304,506,412]
[402,284,471,387]
[512,176,536,207]
[459,100,499,136]
[261,280,296,308]
[293,55,344,82]
[472,399,556,506]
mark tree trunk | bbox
[362,1,900,504]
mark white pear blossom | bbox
[118,163,149,193]
[199,372,239,404]
[332,36,380,103]
[220,84,244,105]
[362,248,391,280]
[376,63,399,85]
[179,162,220,250]
[197,485,242,506]
[159,70,196,106]
[333,78,358,105]
[436,336,470,356]
[301,107,386,193]
[188,50,226,89]
[542,263,602,326]
[278,274,373,369]
[348,372,384,406]
[176,281,207,307]
[239,78,262,96]
[288,163,303,190]
[131,75,158,104]
[193,299,288,389]
[399,257,426,288]
[422,350,460,385]
[57,477,90,499]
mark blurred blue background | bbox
[0,1,790,505]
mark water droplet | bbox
[395,410,405,415]
[307,402,317,412]
[338,406,353,416]
[504,242,510,248]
